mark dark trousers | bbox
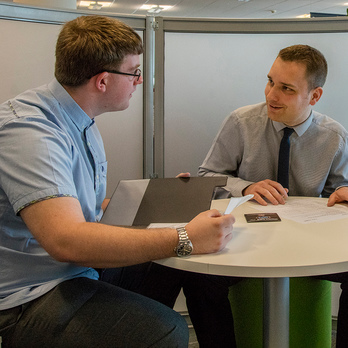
[101,262,242,348]
[315,272,348,348]
[3,265,347,348]
[0,276,188,348]
[102,264,348,348]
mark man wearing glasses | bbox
[0,15,235,347]
[101,67,142,80]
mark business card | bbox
[244,213,281,223]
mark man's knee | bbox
[151,310,189,348]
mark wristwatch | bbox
[174,226,193,257]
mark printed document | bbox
[253,197,348,224]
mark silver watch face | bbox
[177,241,193,256]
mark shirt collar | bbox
[48,79,94,132]
[272,111,313,137]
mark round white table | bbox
[156,197,348,348]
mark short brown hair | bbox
[55,15,143,86]
[278,44,327,91]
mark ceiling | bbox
[77,0,348,19]
[5,0,348,19]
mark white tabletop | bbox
[156,196,348,278]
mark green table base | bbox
[228,277,332,348]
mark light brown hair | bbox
[278,44,327,91]
[55,15,143,86]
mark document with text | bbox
[253,198,348,224]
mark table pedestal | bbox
[264,278,290,348]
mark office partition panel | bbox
[162,25,348,178]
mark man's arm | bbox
[198,108,287,204]
[197,111,255,197]
[198,168,253,196]
[324,133,348,206]
[199,171,288,206]
[20,196,235,268]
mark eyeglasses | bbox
[103,68,142,81]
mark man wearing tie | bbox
[198,44,348,347]
[199,44,348,206]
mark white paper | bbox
[253,197,348,224]
[224,194,254,215]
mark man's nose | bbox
[266,86,278,100]
[135,75,143,85]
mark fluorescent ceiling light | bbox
[147,6,164,14]
[296,13,311,18]
[140,4,172,12]
[79,1,112,9]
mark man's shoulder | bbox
[0,92,72,152]
[226,102,268,125]
[312,111,348,138]
[233,102,267,117]
[0,84,52,121]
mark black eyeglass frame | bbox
[100,68,142,81]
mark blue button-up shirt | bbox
[0,79,106,309]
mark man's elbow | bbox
[47,246,81,264]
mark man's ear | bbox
[309,87,323,106]
[94,72,108,92]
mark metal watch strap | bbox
[174,226,193,257]
[176,226,190,243]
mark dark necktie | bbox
[277,127,294,189]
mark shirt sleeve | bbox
[322,134,348,197]
[0,116,78,214]
[198,111,255,197]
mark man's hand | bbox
[102,198,110,211]
[176,172,191,178]
[185,209,235,254]
[327,187,348,207]
[243,179,289,206]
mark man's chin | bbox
[114,103,130,112]
[267,109,283,122]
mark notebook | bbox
[101,176,228,226]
